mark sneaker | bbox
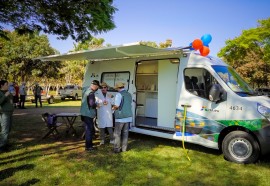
[110,140,114,144]
[85,147,95,152]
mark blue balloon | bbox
[189,42,194,50]
[201,34,212,45]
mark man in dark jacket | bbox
[33,82,43,108]
[0,80,14,152]
[80,80,100,152]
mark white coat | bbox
[95,91,114,128]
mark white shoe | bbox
[110,140,114,144]
[100,140,105,145]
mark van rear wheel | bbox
[222,131,260,164]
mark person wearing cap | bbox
[112,82,132,153]
[19,82,27,109]
[80,80,100,152]
[96,82,114,145]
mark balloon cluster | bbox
[190,34,212,56]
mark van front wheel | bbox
[222,131,260,164]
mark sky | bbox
[48,0,270,57]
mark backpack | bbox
[87,92,96,109]
[47,114,57,126]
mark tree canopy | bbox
[218,17,270,87]
[0,0,117,42]
[0,31,63,83]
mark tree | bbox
[218,18,270,87]
[61,37,106,85]
[0,0,117,42]
[140,39,173,48]
[0,30,63,83]
[159,39,172,48]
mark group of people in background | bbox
[6,81,43,109]
[80,80,132,153]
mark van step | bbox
[136,124,175,134]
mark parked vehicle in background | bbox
[255,88,270,97]
[59,84,82,100]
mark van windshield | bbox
[213,66,256,96]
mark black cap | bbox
[91,80,100,87]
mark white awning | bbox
[35,43,182,61]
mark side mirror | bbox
[209,84,221,102]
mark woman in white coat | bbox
[96,82,114,145]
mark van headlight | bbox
[257,103,270,121]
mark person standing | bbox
[96,82,114,145]
[13,82,19,108]
[112,82,132,153]
[33,82,43,108]
[80,80,100,152]
[0,80,15,152]
[19,82,27,109]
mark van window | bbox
[184,68,218,100]
[101,72,130,91]
[213,66,255,95]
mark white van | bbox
[38,43,270,164]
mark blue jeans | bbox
[114,122,129,152]
[83,116,95,149]
[0,112,13,148]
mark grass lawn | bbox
[1,100,270,186]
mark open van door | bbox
[135,58,179,132]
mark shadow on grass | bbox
[128,132,221,156]
[0,140,84,166]
[0,164,35,181]
[19,178,41,186]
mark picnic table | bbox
[55,112,81,136]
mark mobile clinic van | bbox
[38,43,270,164]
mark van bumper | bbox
[253,125,270,155]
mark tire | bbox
[48,97,54,104]
[222,131,260,164]
[61,97,65,101]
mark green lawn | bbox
[0,101,270,186]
